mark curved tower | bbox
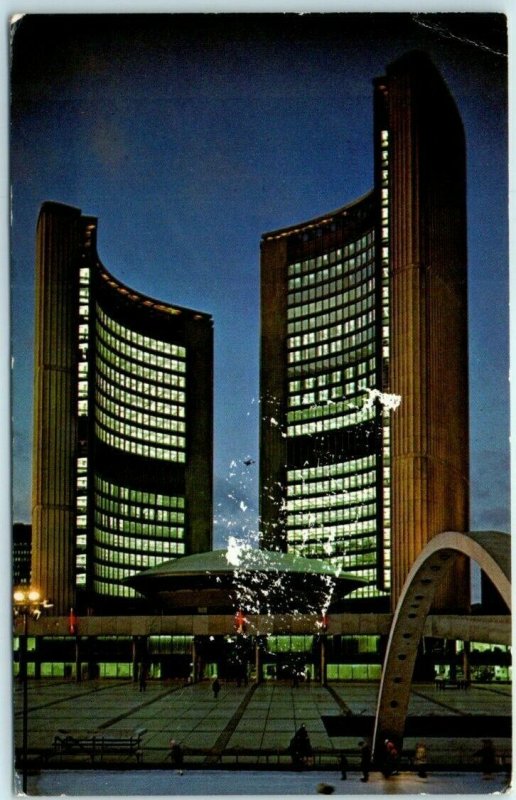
[261,194,390,608]
[32,202,213,614]
[260,51,469,611]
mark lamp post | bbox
[13,588,52,793]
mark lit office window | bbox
[379,129,391,591]
[94,306,187,462]
[93,476,186,598]
[281,215,390,601]
[286,231,377,438]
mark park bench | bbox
[53,727,146,762]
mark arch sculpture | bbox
[372,531,511,758]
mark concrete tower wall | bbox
[32,203,81,613]
[259,235,289,551]
[385,53,470,610]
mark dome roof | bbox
[126,547,366,614]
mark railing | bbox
[16,741,512,772]
[52,728,147,762]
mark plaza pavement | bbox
[14,678,512,780]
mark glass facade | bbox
[95,306,187,463]
[87,292,196,600]
[13,632,510,684]
[286,456,378,574]
[93,477,186,597]
[281,223,390,600]
[73,272,192,600]
[286,234,376,434]
[32,202,213,614]
[260,112,397,606]
[70,225,212,603]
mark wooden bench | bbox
[53,728,146,762]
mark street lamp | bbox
[13,587,52,793]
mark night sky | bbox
[10,13,509,556]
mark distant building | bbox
[13,523,31,586]
[32,202,213,614]
[260,52,470,611]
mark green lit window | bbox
[94,306,187,462]
[285,456,386,597]
[93,476,186,598]
[267,636,314,653]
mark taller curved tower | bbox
[32,202,213,614]
[260,51,469,612]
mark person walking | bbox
[382,738,399,778]
[169,739,184,775]
[358,740,371,782]
[212,677,221,699]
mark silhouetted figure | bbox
[212,677,221,699]
[169,739,184,774]
[475,739,496,777]
[359,740,371,782]
[435,675,446,691]
[139,666,147,692]
[289,723,313,769]
[339,751,348,779]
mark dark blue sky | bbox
[10,13,509,550]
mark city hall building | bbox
[260,51,470,612]
[20,52,494,686]
[31,202,213,616]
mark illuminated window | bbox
[92,476,186,598]
[94,306,187,462]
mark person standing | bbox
[289,723,313,769]
[169,739,184,775]
[358,741,371,782]
[414,741,428,778]
[339,751,348,780]
[212,677,221,699]
[475,739,496,778]
[139,665,147,692]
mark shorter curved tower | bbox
[32,202,213,614]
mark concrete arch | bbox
[372,531,511,758]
